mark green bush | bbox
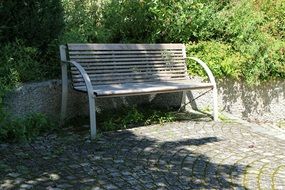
[186,0,285,83]
[146,0,225,42]
[60,0,101,43]
[0,41,43,85]
[0,113,55,143]
[0,40,60,92]
[186,41,246,79]
[98,0,227,43]
[0,0,64,48]
[259,0,285,39]
[98,0,154,42]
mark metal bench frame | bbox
[60,44,218,139]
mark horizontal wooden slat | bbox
[68,50,183,55]
[73,77,188,86]
[72,78,169,86]
[72,70,186,78]
[71,64,185,71]
[68,43,185,51]
[71,68,185,75]
[70,60,185,67]
[69,57,184,63]
[69,54,183,59]
[72,73,186,81]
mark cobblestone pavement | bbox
[1,121,285,190]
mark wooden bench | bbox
[60,44,218,139]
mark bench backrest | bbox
[63,44,188,87]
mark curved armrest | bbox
[62,60,94,96]
[186,57,217,87]
[186,57,218,121]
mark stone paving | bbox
[0,121,285,190]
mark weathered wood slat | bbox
[71,68,186,75]
[72,71,186,79]
[68,50,183,55]
[72,73,186,81]
[71,65,185,71]
[72,74,186,81]
[73,77,188,86]
[68,43,185,50]
[69,54,183,59]
[69,60,185,67]
[69,57,184,63]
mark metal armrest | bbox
[61,60,94,96]
[185,57,217,87]
[185,57,218,121]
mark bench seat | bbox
[75,80,214,97]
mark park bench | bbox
[60,44,218,139]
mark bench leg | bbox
[60,63,68,126]
[60,86,68,125]
[179,91,187,111]
[88,95,97,140]
[212,87,218,121]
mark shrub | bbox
[98,0,228,43]
[147,0,224,42]
[259,0,285,39]
[187,0,285,83]
[186,41,246,79]
[0,0,64,48]
[0,113,55,143]
[0,40,56,88]
[60,0,101,43]
[98,0,155,43]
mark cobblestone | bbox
[0,121,285,189]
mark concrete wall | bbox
[3,80,181,121]
[3,78,285,123]
[218,79,285,123]
[188,78,285,123]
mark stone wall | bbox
[3,78,285,123]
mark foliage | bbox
[60,0,102,43]
[186,41,246,79]
[98,0,225,43]
[0,0,64,48]
[0,113,56,143]
[186,0,285,84]
[98,0,154,42]
[0,41,47,85]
